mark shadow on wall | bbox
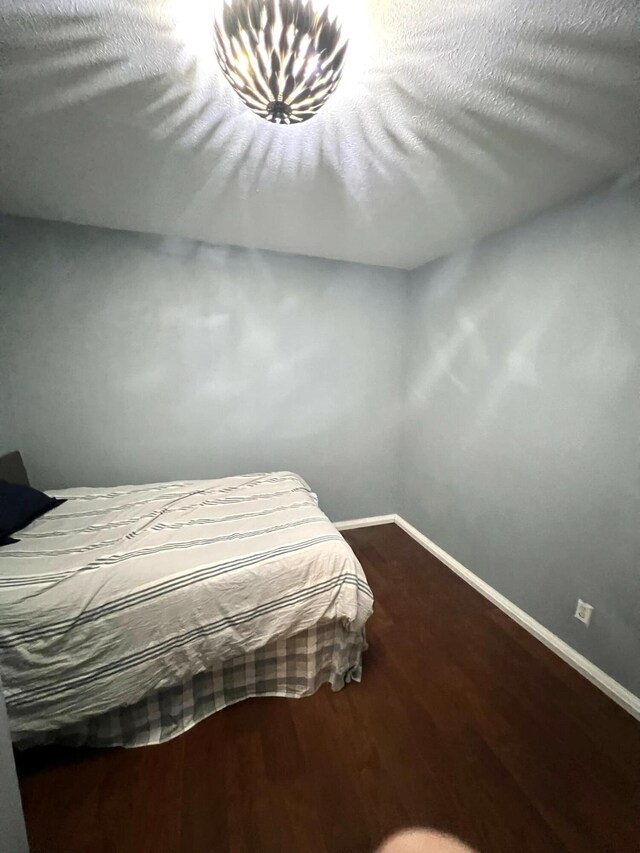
[401,176,640,696]
[406,172,640,454]
[0,215,406,520]
[118,241,370,439]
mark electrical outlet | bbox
[575,599,594,627]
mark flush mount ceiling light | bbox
[213,0,348,124]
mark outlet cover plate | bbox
[575,599,594,626]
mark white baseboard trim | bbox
[334,513,640,720]
[334,515,396,531]
[393,515,640,721]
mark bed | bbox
[0,455,373,748]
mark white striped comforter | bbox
[0,472,373,739]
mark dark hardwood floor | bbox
[16,524,640,853]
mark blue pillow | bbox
[0,482,66,545]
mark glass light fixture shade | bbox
[214,0,348,124]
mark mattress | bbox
[18,621,365,749]
[0,472,373,741]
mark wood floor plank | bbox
[15,523,640,852]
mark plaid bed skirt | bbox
[16,621,366,749]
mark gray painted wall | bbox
[0,676,29,852]
[0,216,406,522]
[401,178,640,695]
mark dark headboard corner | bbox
[0,451,30,486]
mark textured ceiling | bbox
[0,0,638,269]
